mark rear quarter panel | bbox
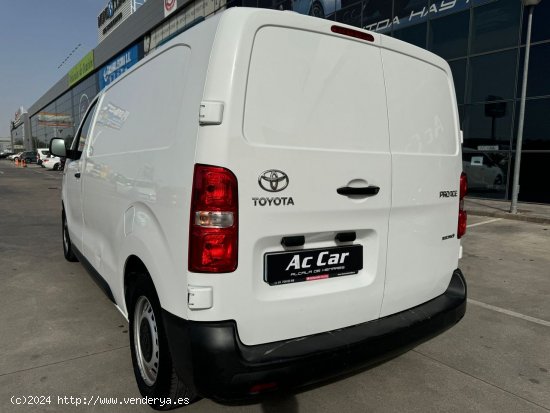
[80,17,220,318]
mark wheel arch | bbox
[124,255,155,313]
[116,202,189,321]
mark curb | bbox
[467,209,550,225]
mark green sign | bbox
[68,51,94,86]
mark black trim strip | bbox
[73,246,115,303]
[337,185,380,196]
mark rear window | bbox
[244,27,389,153]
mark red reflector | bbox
[458,210,467,239]
[189,164,238,273]
[331,25,374,42]
[459,172,468,200]
[249,382,278,394]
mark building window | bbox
[471,0,521,54]
[521,0,550,44]
[362,0,392,31]
[394,0,429,29]
[72,76,99,129]
[517,43,550,99]
[463,102,514,150]
[468,50,518,103]
[428,10,470,59]
[511,152,550,202]
[513,98,550,150]
[462,150,509,199]
[393,22,427,48]
[334,1,362,28]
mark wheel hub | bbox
[133,295,160,386]
[139,319,153,362]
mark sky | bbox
[0,1,105,137]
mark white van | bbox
[50,8,467,408]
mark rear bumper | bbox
[163,269,466,403]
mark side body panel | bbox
[78,17,220,318]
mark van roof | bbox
[151,7,451,76]
[212,8,450,72]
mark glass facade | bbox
[30,75,98,149]
[317,0,549,203]
[23,0,549,203]
[11,123,25,148]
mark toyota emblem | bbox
[258,170,289,192]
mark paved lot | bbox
[1,160,549,412]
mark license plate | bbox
[264,245,363,285]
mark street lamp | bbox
[510,0,542,214]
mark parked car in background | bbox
[42,156,62,171]
[292,0,341,18]
[37,148,50,166]
[19,151,38,163]
[462,152,505,191]
[0,151,14,159]
[8,152,24,161]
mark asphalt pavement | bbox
[1,160,549,412]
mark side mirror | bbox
[49,138,66,158]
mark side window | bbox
[73,101,98,153]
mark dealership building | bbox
[9,0,550,203]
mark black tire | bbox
[494,175,503,185]
[53,163,60,171]
[62,210,78,262]
[128,273,197,410]
[309,1,325,18]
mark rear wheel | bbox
[62,210,78,262]
[129,274,197,410]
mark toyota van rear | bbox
[52,8,467,408]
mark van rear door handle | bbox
[337,185,380,196]
[74,172,81,178]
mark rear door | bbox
[198,24,392,345]
[380,39,462,317]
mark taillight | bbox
[457,172,467,239]
[189,164,238,273]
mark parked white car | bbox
[50,8,467,408]
[463,152,505,190]
[37,148,50,166]
[292,0,341,18]
[42,156,62,171]
[8,152,23,161]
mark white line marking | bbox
[29,169,62,179]
[468,299,550,328]
[0,170,4,174]
[467,218,502,228]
